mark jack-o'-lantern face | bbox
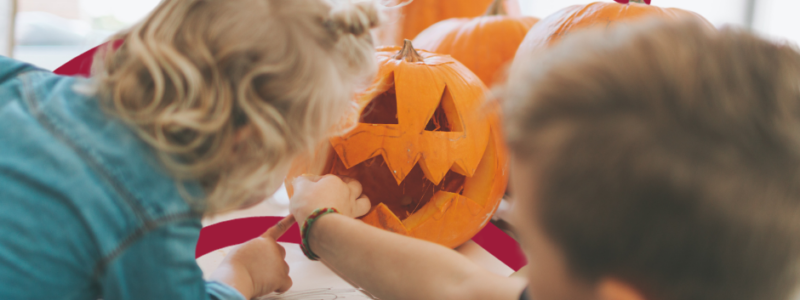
[289,41,508,248]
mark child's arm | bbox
[210,215,295,299]
[0,55,45,84]
[98,216,292,300]
[98,218,250,300]
[290,175,527,300]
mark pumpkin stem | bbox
[630,0,647,3]
[393,39,424,63]
[483,0,506,16]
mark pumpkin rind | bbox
[413,1,539,87]
[514,1,711,59]
[374,0,522,47]
[332,45,491,185]
[287,43,508,249]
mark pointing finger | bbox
[262,215,296,240]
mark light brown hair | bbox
[505,19,800,300]
[89,0,381,215]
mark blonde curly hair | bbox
[89,0,381,215]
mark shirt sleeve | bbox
[206,281,247,300]
[98,217,246,300]
[0,55,43,84]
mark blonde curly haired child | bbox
[0,0,380,299]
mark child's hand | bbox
[210,215,295,299]
[290,175,371,224]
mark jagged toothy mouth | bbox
[327,83,478,221]
[326,154,469,221]
[325,83,498,231]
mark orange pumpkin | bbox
[413,0,539,87]
[515,0,711,58]
[374,0,521,47]
[288,41,508,249]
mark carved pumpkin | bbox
[515,0,711,59]
[413,0,539,87]
[288,41,508,249]
[374,0,521,47]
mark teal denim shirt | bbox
[0,56,245,300]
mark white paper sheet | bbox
[197,240,512,299]
[199,243,376,298]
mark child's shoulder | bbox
[0,91,205,296]
[0,55,45,82]
[0,65,203,272]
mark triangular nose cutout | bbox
[425,87,463,132]
[360,85,400,124]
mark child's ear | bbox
[597,279,645,300]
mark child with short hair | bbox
[0,0,379,299]
[288,19,800,300]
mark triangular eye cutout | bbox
[360,85,399,124]
[425,87,463,132]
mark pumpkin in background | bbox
[374,0,521,47]
[287,41,508,249]
[413,0,539,87]
[515,0,711,59]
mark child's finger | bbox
[354,196,372,218]
[291,174,322,192]
[300,174,323,182]
[291,176,311,192]
[262,215,296,240]
[341,177,363,200]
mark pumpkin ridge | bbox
[557,4,592,41]
[412,4,539,86]
[515,0,710,58]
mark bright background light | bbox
[521,0,748,28]
[79,0,161,24]
[753,0,800,45]
[6,0,800,70]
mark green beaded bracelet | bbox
[300,207,340,261]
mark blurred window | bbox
[7,0,800,70]
[520,0,798,45]
[12,0,159,70]
[1,0,13,56]
[753,0,800,45]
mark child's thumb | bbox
[354,196,371,218]
[274,275,293,294]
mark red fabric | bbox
[196,216,302,258]
[196,216,528,271]
[53,40,123,77]
[471,221,527,271]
